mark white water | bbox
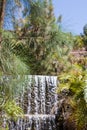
[7,75,58,130]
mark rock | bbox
[51,90,77,130]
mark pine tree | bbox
[0,0,6,42]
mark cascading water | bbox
[8,75,58,130]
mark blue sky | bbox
[53,0,87,35]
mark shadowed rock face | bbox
[50,88,77,130]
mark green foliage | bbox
[14,0,74,75]
[81,34,87,50]
[0,31,29,75]
[58,64,87,129]
[1,1,86,129]
[0,30,29,124]
[79,24,87,50]
[12,0,57,74]
[4,100,23,120]
[0,75,29,126]
[83,24,87,36]
[0,99,23,129]
[73,35,84,49]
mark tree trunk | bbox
[0,0,6,42]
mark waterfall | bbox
[7,75,58,130]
